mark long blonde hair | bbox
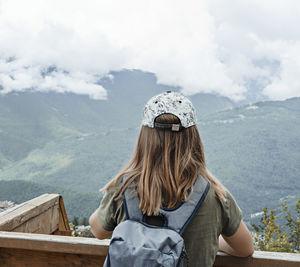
[104,113,225,215]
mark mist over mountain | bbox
[0,70,234,169]
[0,70,299,224]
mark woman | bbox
[90,91,254,266]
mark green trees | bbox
[252,200,300,253]
[282,201,300,252]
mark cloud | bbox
[0,0,300,101]
[207,0,300,100]
[0,60,107,99]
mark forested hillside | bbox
[200,97,300,221]
[0,70,299,224]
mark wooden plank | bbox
[252,251,300,261]
[58,195,71,234]
[1,231,300,267]
[0,231,109,256]
[214,251,300,267]
[0,194,59,232]
[0,248,105,267]
[0,193,59,219]
[13,205,59,234]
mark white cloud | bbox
[0,60,107,99]
[0,0,300,101]
[260,41,300,100]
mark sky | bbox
[0,0,300,101]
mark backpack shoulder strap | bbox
[122,176,210,235]
[122,183,144,221]
[160,176,210,235]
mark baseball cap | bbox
[142,91,197,132]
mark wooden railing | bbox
[0,231,108,266]
[214,250,300,267]
[0,194,299,266]
[1,231,299,267]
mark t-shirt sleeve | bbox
[97,186,125,231]
[221,190,242,237]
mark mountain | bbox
[0,70,235,188]
[199,97,300,220]
[0,70,299,224]
[0,70,234,164]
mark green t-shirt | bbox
[97,181,242,267]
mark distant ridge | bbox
[0,70,299,223]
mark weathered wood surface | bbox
[0,231,109,256]
[0,248,105,267]
[55,195,71,235]
[1,231,300,267]
[0,231,108,267]
[0,194,71,235]
[214,251,300,267]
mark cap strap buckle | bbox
[154,122,184,132]
[172,124,180,131]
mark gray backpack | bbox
[103,176,210,267]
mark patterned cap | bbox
[142,91,197,131]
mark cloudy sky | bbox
[0,0,300,101]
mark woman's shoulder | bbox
[97,177,126,230]
[204,185,242,235]
[104,176,124,194]
[201,185,241,213]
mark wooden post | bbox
[0,193,71,235]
